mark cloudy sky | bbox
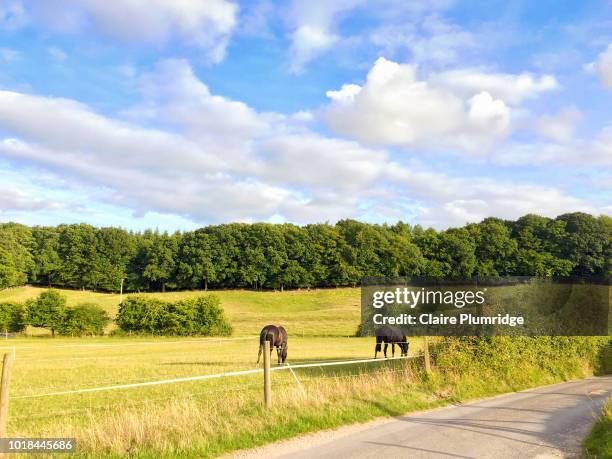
[0,0,611,231]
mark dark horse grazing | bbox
[257,325,288,365]
[374,325,408,358]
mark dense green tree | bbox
[30,226,61,286]
[56,224,98,289]
[556,213,610,276]
[279,224,314,289]
[413,227,446,277]
[58,304,110,336]
[142,231,180,292]
[26,289,67,336]
[177,230,217,290]
[0,223,34,289]
[437,228,477,278]
[0,213,608,292]
[92,228,137,292]
[0,302,26,333]
[511,215,573,276]
[468,218,518,276]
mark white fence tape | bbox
[53,337,255,348]
[15,355,419,399]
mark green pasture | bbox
[0,286,606,458]
[0,286,361,336]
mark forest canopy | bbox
[0,212,609,292]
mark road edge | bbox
[222,376,606,459]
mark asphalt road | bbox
[242,377,611,459]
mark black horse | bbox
[374,325,408,358]
[257,325,288,365]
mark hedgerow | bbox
[116,295,232,336]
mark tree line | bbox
[0,212,609,292]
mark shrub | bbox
[116,297,167,333]
[25,289,67,336]
[0,302,26,333]
[433,336,611,378]
[58,304,110,336]
[116,295,232,336]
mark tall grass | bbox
[584,399,612,459]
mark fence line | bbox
[15,367,419,420]
[14,355,418,399]
[53,337,255,348]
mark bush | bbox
[58,304,110,336]
[0,302,26,333]
[116,295,232,336]
[25,289,67,337]
[116,297,167,333]
[433,336,611,379]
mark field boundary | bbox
[14,355,419,399]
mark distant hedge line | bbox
[0,290,109,337]
[116,295,232,336]
[0,290,232,337]
[1,212,610,292]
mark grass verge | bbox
[584,399,612,459]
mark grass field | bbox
[0,285,361,336]
[2,286,426,458]
[0,286,605,458]
[584,399,612,458]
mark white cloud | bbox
[0,59,605,228]
[497,127,612,167]
[14,0,238,63]
[324,57,512,152]
[0,189,54,212]
[286,0,363,73]
[387,165,598,228]
[536,107,582,142]
[0,59,388,224]
[595,43,612,88]
[370,14,476,66]
[289,25,338,73]
[432,69,559,104]
[126,59,268,152]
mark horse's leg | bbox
[276,346,281,365]
[384,342,388,358]
[256,343,263,365]
[392,342,395,357]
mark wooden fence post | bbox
[423,336,431,373]
[263,340,271,407]
[0,353,14,438]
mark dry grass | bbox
[63,364,429,458]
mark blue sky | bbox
[0,0,611,231]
